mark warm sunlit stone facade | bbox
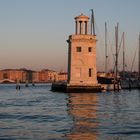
[67,14,98,86]
[32,71,40,83]
[57,72,67,82]
[32,69,59,83]
[0,69,66,83]
[0,69,26,83]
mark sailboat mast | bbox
[123,32,125,75]
[115,23,119,80]
[139,34,140,77]
[105,22,108,73]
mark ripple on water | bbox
[0,85,140,140]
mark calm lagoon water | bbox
[0,84,140,140]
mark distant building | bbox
[39,70,49,83]
[32,71,40,83]
[42,69,58,82]
[32,69,58,83]
[0,71,3,81]
[58,72,67,82]
[24,69,34,83]
[0,68,66,83]
[0,69,26,83]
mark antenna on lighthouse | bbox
[90,9,95,35]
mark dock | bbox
[51,82,102,93]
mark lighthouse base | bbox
[51,82,102,93]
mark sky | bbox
[0,0,140,72]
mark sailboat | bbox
[98,22,120,91]
[120,34,140,89]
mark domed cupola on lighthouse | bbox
[67,13,99,86]
[75,13,89,35]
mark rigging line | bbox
[113,32,124,73]
[109,40,116,70]
[118,32,123,56]
[107,26,116,63]
[110,42,115,62]
[117,32,124,70]
[107,24,116,71]
[117,32,123,71]
[113,29,124,73]
[94,21,105,62]
[109,43,116,70]
[131,45,138,72]
[94,21,104,44]
[108,41,116,72]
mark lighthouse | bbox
[51,12,101,92]
[67,13,98,87]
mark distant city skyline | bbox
[0,0,140,72]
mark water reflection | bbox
[0,85,140,140]
[65,91,140,140]
[98,91,140,140]
[65,93,98,140]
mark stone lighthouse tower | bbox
[67,13,98,86]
